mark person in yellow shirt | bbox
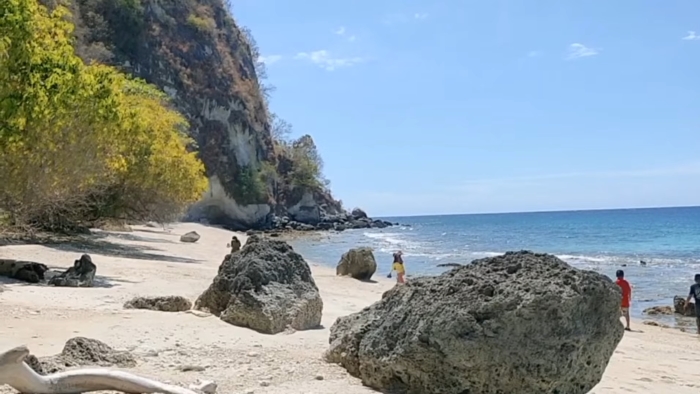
[389,251,406,284]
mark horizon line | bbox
[375,204,700,219]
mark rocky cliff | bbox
[57,0,389,230]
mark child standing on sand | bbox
[615,270,632,331]
[388,251,406,284]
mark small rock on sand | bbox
[180,231,201,243]
[124,295,192,312]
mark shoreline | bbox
[0,223,700,393]
[1,223,691,331]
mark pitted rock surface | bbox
[194,235,322,334]
[26,337,136,375]
[325,251,624,394]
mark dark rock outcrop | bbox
[194,235,322,334]
[325,251,624,394]
[0,259,49,284]
[124,295,192,312]
[437,263,463,268]
[643,305,673,315]
[48,254,96,287]
[180,231,201,243]
[25,337,136,375]
[336,248,377,281]
[674,295,695,317]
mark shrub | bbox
[0,0,207,232]
[187,14,215,34]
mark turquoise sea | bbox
[290,206,700,323]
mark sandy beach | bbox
[0,223,699,393]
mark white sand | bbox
[0,223,698,393]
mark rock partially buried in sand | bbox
[25,337,136,375]
[325,251,624,394]
[124,295,193,312]
[0,259,49,283]
[180,231,201,243]
[48,254,96,287]
[336,247,377,281]
[194,235,323,334]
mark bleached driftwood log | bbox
[0,345,197,394]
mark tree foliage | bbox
[0,0,207,232]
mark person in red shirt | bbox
[616,270,632,331]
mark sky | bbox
[230,0,700,217]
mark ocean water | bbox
[289,206,700,324]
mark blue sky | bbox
[231,0,700,217]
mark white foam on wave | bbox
[557,254,608,263]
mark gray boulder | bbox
[194,235,323,334]
[124,295,192,312]
[25,337,135,375]
[180,231,200,243]
[325,251,624,394]
[336,248,377,281]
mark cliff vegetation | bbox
[1,0,358,234]
[0,0,208,233]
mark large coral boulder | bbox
[194,235,323,334]
[336,248,377,281]
[325,251,624,394]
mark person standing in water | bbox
[615,270,632,331]
[684,274,700,334]
[389,251,406,284]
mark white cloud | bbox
[295,50,363,71]
[334,26,356,42]
[566,43,599,60]
[258,55,282,65]
[682,31,700,40]
[414,12,429,20]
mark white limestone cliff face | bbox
[190,176,271,229]
[287,191,321,224]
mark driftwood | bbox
[0,345,197,394]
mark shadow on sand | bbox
[0,272,136,289]
[44,238,202,264]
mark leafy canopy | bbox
[0,0,207,231]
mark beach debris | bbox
[0,345,196,394]
[189,379,217,393]
[643,305,674,315]
[194,235,323,334]
[179,364,206,372]
[124,295,193,312]
[325,251,624,394]
[180,231,201,243]
[0,255,96,287]
[673,296,696,317]
[336,247,377,281]
[48,254,96,287]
